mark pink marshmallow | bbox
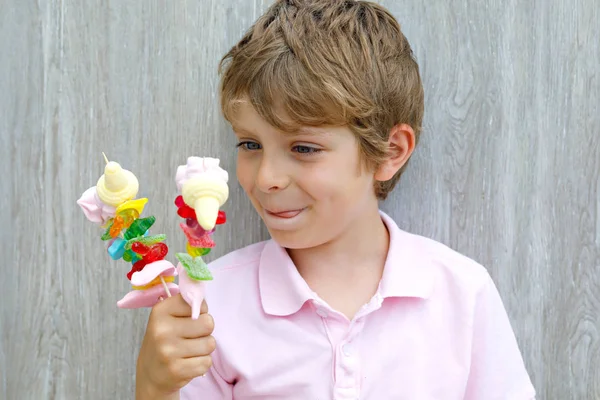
[117,260,180,309]
[130,260,178,286]
[177,263,207,320]
[77,186,116,224]
[117,283,180,309]
[175,157,228,192]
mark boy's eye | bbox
[292,145,321,155]
[236,141,262,151]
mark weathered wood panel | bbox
[1,0,598,398]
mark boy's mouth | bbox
[264,208,305,219]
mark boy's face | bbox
[231,101,379,250]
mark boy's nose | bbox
[255,155,290,193]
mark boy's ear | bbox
[374,123,416,182]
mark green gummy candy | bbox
[124,234,166,250]
[123,250,133,262]
[175,253,213,281]
[124,216,156,240]
[101,221,114,241]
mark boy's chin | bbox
[266,228,321,250]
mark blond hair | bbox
[218,0,424,199]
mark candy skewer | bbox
[101,154,171,298]
[174,157,229,319]
[78,154,179,310]
[160,276,172,297]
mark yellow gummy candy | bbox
[116,198,148,215]
[185,243,204,257]
[132,275,175,290]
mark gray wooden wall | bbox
[1,0,598,399]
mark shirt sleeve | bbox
[463,274,536,400]
[179,349,234,400]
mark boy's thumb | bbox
[191,299,208,320]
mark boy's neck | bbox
[287,207,390,319]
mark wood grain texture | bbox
[0,0,598,399]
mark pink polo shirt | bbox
[180,212,536,399]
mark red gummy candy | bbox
[177,204,196,219]
[131,242,150,255]
[143,242,168,263]
[179,222,215,248]
[216,211,226,225]
[127,259,148,280]
[174,195,185,208]
[193,233,215,248]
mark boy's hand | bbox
[136,294,216,399]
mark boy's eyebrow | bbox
[231,125,252,135]
[231,124,330,137]
[294,127,330,136]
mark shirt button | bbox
[316,308,328,318]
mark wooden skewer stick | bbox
[160,276,172,297]
[102,152,110,164]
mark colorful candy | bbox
[144,243,169,263]
[78,155,230,314]
[124,216,156,240]
[173,157,230,320]
[186,242,211,257]
[131,242,150,255]
[77,156,179,310]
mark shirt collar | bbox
[258,210,435,316]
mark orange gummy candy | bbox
[109,216,125,238]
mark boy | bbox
[136,1,536,399]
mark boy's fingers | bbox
[176,356,213,381]
[174,313,215,339]
[161,294,193,317]
[176,335,217,358]
[161,294,209,318]
[200,300,208,315]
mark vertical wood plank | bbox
[380,0,600,398]
[1,0,47,398]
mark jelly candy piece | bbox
[123,249,133,262]
[131,242,150,255]
[127,259,148,280]
[119,208,139,228]
[186,220,211,237]
[124,216,156,240]
[186,242,211,257]
[194,233,215,248]
[101,218,113,230]
[131,253,142,263]
[101,220,115,240]
[216,211,226,225]
[179,223,215,248]
[143,242,168,263]
[108,238,127,260]
[175,195,185,208]
[133,275,175,290]
[177,204,196,219]
[115,198,148,215]
[109,215,125,238]
[175,253,213,281]
[125,234,166,250]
